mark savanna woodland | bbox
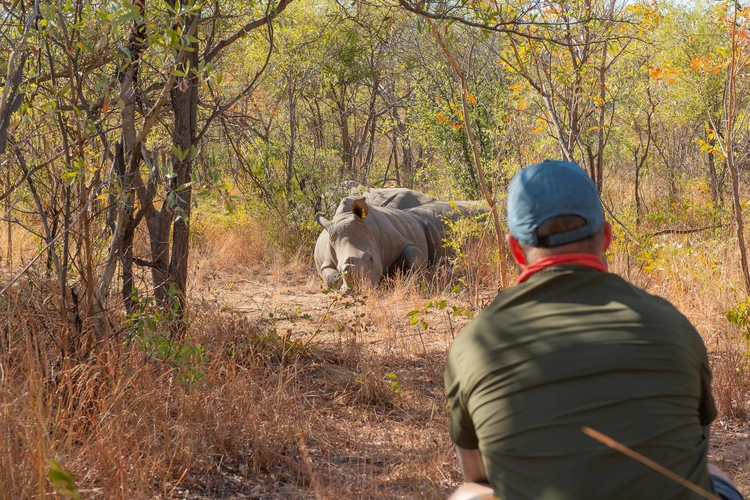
[1,0,750,497]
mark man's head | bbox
[506,159,612,265]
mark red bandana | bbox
[517,253,607,284]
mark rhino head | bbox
[316,198,383,288]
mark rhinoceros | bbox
[314,188,486,288]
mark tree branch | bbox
[203,0,294,63]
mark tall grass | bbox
[0,202,748,498]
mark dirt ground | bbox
[183,265,750,499]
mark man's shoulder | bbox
[456,270,699,342]
[601,272,698,328]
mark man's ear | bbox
[505,233,527,266]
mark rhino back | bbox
[363,188,435,209]
[366,206,429,268]
[336,188,435,215]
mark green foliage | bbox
[47,460,81,500]
[386,372,402,393]
[441,203,492,257]
[138,333,207,387]
[228,327,315,367]
[123,286,206,387]
[406,288,473,332]
[727,298,750,341]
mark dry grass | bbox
[0,211,749,499]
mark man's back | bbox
[445,265,717,500]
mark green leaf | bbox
[224,198,234,214]
[171,145,186,161]
[47,461,82,500]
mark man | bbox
[445,160,743,500]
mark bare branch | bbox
[0,0,41,154]
[196,17,275,143]
[203,0,294,63]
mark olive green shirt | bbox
[445,266,717,500]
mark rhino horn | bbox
[315,212,331,229]
[351,198,369,219]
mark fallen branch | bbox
[648,224,726,237]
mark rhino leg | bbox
[391,245,427,274]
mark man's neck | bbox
[517,253,607,284]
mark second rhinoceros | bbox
[314,188,486,288]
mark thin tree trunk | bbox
[286,77,296,199]
[432,26,508,288]
[725,4,750,294]
[634,147,642,228]
[5,166,11,262]
[96,2,146,320]
[335,88,352,177]
[707,133,719,206]
[0,0,41,155]
[393,128,402,185]
[594,39,607,193]
[168,4,200,331]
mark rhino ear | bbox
[315,212,331,230]
[352,198,369,219]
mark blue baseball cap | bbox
[507,159,604,247]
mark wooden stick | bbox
[582,427,720,500]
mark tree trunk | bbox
[707,134,719,207]
[432,27,508,288]
[725,4,750,294]
[634,147,642,228]
[168,4,200,329]
[286,76,296,199]
[593,37,608,194]
[96,2,146,321]
[147,203,171,303]
[335,88,352,177]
